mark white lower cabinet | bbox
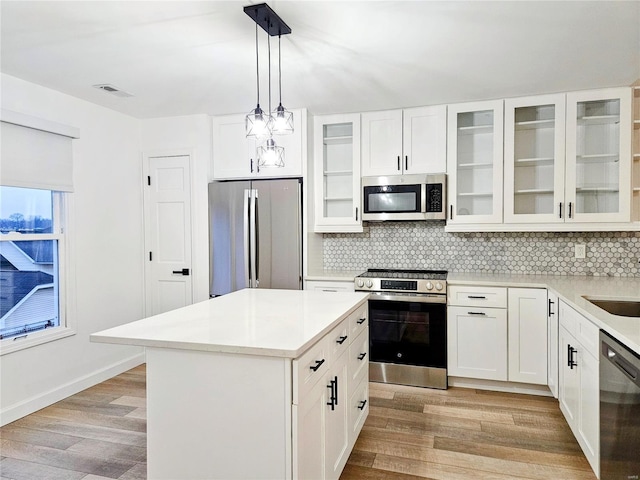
[558,300,600,477]
[448,305,508,380]
[293,304,368,480]
[448,286,547,385]
[507,288,548,385]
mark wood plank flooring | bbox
[0,365,596,480]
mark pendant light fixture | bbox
[244,3,292,168]
[271,33,293,135]
[257,32,284,167]
[245,23,269,138]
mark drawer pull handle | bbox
[336,335,348,345]
[358,352,367,361]
[467,311,486,316]
[358,399,367,410]
[310,359,325,372]
[468,295,486,299]
[357,317,366,325]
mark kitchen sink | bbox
[583,297,640,317]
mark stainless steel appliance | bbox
[599,330,640,480]
[208,179,302,296]
[362,173,446,221]
[354,269,447,389]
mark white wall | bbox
[139,115,212,304]
[0,74,145,424]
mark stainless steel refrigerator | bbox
[208,178,302,297]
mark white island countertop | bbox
[91,288,369,358]
[448,272,640,355]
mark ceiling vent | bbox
[92,84,134,98]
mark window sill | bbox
[0,327,76,355]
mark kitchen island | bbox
[91,288,370,480]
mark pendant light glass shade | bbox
[271,103,294,134]
[246,104,270,138]
[257,137,284,168]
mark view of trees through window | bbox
[0,186,60,339]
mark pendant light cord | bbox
[278,34,282,105]
[267,33,272,117]
[255,23,260,106]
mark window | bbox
[0,186,69,351]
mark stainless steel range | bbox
[354,269,447,389]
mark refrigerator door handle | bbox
[249,189,258,288]
[254,190,260,288]
[243,189,252,288]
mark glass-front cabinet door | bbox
[313,113,362,232]
[447,100,504,224]
[504,94,566,223]
[565,88,632,223]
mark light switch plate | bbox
[575,244,586,259]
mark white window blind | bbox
[1,111,78,192]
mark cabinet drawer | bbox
[293,336,330,405]
[448,286,507,308]
[348,328,369,386]
[348,379,368,444]
[328,319,350,361]
[348,304,368,340]
[305,280,355,293]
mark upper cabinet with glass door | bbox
[504,94,566,223]
[447,100,504,224]
[313,114,362,233]
[565,88,632,223]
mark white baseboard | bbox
[0,352,145,426]
[448,376,553,397]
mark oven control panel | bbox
[355,277,446,294]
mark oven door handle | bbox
[365,292,446,304]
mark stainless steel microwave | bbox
[362,174,447,221]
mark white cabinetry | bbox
[448,286,547,385]
[212,110,305,180]
[504,94,566,223]
[565,88,632,223]
[305,280,355,292]
[547,291,559,399]
[448,286,508,380]
[447,100,504,224]
[293,303,368,480]
[633,83,640,220]
[558,300,600,476]
[361,106,447,176]
[313,114,362,233]
[507,288,548,385]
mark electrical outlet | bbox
[575,244,586,259]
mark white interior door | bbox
[144,154,193,316]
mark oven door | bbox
[368,298,446,369]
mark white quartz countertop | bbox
[91,289,369,358]
[448,272,640,355]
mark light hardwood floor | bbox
[0,365,596,480]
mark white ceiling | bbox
[1,1,639,119]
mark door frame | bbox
[142,149,195,317]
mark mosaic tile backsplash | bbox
[323,222,640,277]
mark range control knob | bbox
[356,279,364,288]
[435,282,443,291]
[365,280,373,288]
[425,281,433,290]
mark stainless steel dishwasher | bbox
[599,330,640,480]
